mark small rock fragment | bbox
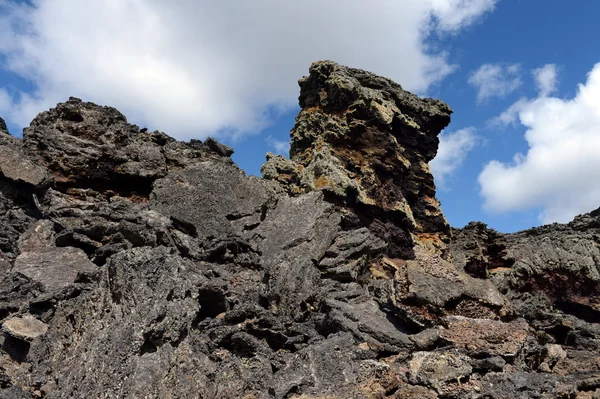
[204,137,234,157]
[2,315,48,341]
[440,316,529,357]
[14,247,98,291]
[18,220,55,252]
[410,328,440,350]
[409,351,472,388]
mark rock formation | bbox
[0,117,8,136]
[0,61,599,398]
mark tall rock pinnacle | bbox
[262,61,452,257]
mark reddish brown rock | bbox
[439,316,529,357]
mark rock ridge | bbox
[0,61,598,398]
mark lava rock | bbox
[2,315,48,341]
[0,61,598,398]
[13,247,98,292]
[0,117,8,136]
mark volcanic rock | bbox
[262,61,505,329]
[262,61,451,251]
[2,316,48,342]
[13,247,98,292]
[0,117,8,136]
[0,61,599,398]
[439,316,529,358]
[22,97,231,192]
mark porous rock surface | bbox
[0,61,599,398]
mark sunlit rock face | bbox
[261,61,508,329]
[262,60,452,258]
[0,62,599,399]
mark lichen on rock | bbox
[262,61,451,240]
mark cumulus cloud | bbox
[487,64,559,128]
[266,135,290,156]
[431,0,497,31]
[479,63,600,224]
[488,97,529,127]
[532,64,559,96]
[468,63,522,103]
[430,127,478,188]
[0,0,496,140]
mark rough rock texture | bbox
[0,61,600,398]
[2,316,48,341]
[0,117,8,136]
[261,61,451,256]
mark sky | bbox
[0,0,599,233]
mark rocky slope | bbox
[0,61,599,398]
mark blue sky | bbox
[425,0,600,231]
[1,0,599,233]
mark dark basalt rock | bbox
[0,62,599,398]
[0,117,8,136]
[22,97,231,196]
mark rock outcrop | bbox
[262,61,451,256]
[0,61,599,398]
[0,117,8,136]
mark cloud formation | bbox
[479,63,600,224]
[532,64,559,96]
[266,135,290,155]
[0,0,496,140]
[468,63,522,103]
[430,127,478,188]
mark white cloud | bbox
[488,64,560,128]
[468,63,522,103]
[430,127,478,188]
[479,63,600,224]
[0,0,497,140]
[431,0,497,31]
[488,97,529,127]
[532,64,558,96]
[266,135,290,155]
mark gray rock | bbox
[151,160,276,240]
[27,247,207,398]
[0,251,11,272]
[482,372,574,399]
[252,191,340,319]
[0,61,599,398]
[319,227,387,282]
[17,220,55,252]
[470,355,506,372]
[0,117,8,135]
[204,137,234,157]
[408,351,472,388]
[22,97,232,190]
[13,247,98,292]
[0,146,50,187]
[324,298,413,350]
[410,328,440,350]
